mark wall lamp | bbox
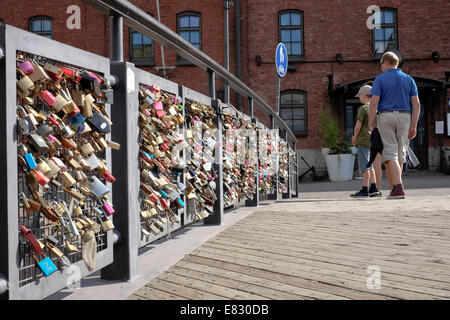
[432,51,440,63]
[335,53,343,63]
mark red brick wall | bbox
[2,0,449,150]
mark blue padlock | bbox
[159,190,168,199]
[69,113,85,132]
[24,153,37,170]
[176,198,185,208]
[33,254,58,277]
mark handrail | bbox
[80,0,297,144]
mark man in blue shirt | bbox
[368,52,420,199]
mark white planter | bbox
[325,154,355,182]
[321,147,330,155]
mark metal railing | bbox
[80,0,297,146]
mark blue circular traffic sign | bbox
[275,43,288,77]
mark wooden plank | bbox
[235,216,450,240]
[208,237,450,284]
[220,227,450,263]
[182,254,391,300]
[145,278,228,300]
[130,286,187,300]
[156,272,268,300]
[175,260,350,300]
[190,248,445,299]
[167,265,313,300]
[201,241,450,295]
[218,229,450,274]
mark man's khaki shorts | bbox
[377,111,411,163]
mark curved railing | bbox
[80,0,297,146]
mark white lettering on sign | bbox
[66,5,81,30]
[366,5,381,30]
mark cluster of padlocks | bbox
[184,100,218,220]
[16,53,117,280]
[222,107,258,207]
[258,128,276,195]
[278,140,289,194]
[138,84,186,239]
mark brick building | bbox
[1,0,449,174]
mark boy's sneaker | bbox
[369,186,382,197]
[370,191,382,197]
[387,184,406,199]
[350,190,369,198]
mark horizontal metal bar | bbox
[80,0,297,143]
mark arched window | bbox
[280,90,307,135]
[129,29,154,66]
[177,11,201,64]
[29,16,53,39]
[279,10,304,60]
[373,8,398,56]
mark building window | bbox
[29,16,53,39]
[279,10,304,60]
[177,12,201,64]
[280,90,307,135]
[129,29,154,66]
[373,8,398,56]
[0,18,3,25]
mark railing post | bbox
[268,122,279,201]
[282,136,291,199]
[248,97,254,118]
[204,99,224,225]
[178,85,187,226]
[100,62,140,281]
[245,117,259,207]
[207,68,216,100]
[110,14,124,62]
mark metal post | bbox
[245,118,259,207]
[248,97,254,118]
[267,116,278,201]
[276,75,280,114]
[294,142,299,198]
[282,135,291,199]
[204,99,223,225]
[207,68,216,99]
[101,62,139,281]
[110,15,124,62]
[223,0,230,104]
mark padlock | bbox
[60,171,76,187]
[58,200,80,238]
[99,214,114,232]
[33,253,58,277]
[20,225,43,255]
[41,90,57,106]
[24,153,37,170]
[35,170,50,186]
[28,133,50,154]
[46,237,64,259]
[86,175,109,198]
[17,69,34,93]
[17,106,37,135]
[36,123,53,137]
[85,154,101,170]
[101,169,116,183]
[68,113,86,132]
[38,197,62,222]
[100,199,115,216]
[51,94,69,112]
[81,230,95,243]
[87,110,111,133]
[18,60,35,75]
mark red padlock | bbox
[20,226,43,255]
[102,170,116,183]
[48,116,60,127]
[35,170,50,186]
[150,193,159,203]
[160,198,169,209]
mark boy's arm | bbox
[352,120,362,146]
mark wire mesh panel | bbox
[135,69,183,247]
[221,105,257,209]
[183,89,218,226]
[278,140,289,194]
[1,25,114,300]
[257,124,278,200]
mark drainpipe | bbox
[224,0,231,103]
[235,0,242,111]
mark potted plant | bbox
[319,109,339,155]
[319,109,355,182]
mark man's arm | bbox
[368,95,380,131]
[409,95,420,139]
[352,120,362,146]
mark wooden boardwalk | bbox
[129,190,450,300]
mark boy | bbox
[350,85,380,198]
